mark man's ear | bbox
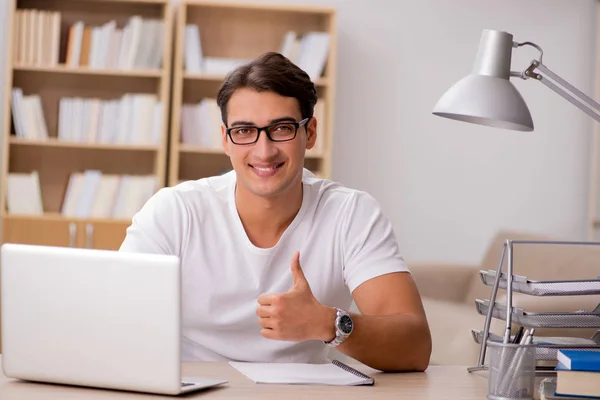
[305,117,317,150]
[221,124,229,156]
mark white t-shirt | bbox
[119,169,409,363]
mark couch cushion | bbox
[422,297,506,366]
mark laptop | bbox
[0,243,228,395]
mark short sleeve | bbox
[342,191,409,293]
[119,187,189,257]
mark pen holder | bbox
[486,340,536,400]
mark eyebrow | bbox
[230,116,298,127]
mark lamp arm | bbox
[507,39,600,123]
[534,62,600,123]
[514,60,600,123]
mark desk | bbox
[0,362,489,399]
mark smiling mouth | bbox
[249,162,285,171]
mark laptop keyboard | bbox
[181,382,195,387]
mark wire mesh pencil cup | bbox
[486,340,536,400]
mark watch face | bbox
[338,315,353,334]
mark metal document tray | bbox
[471,329,600,360]
[475,299,600,328]
[479,270,600,296]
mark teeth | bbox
[254,166,277,171]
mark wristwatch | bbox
[324,308,354,348]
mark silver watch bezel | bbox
[324,308,353,348]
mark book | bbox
[229,359,374,386]
[540,378,600,400]
[557,349,600,372]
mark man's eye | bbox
[275,124,293,131]
[236,128,253,135]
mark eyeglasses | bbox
[226,118,310,145]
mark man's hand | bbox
[256,251,336,342]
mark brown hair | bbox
[216,52,317,125]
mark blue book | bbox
[556,350,600,372]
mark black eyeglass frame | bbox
[225,117,311,145]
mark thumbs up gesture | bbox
[256,251,336,342]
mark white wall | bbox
[250,0,597,264]
[1,1,596,265]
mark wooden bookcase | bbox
[1,0,173,250]
[168,0,337,185]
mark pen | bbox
[512,326,525,344]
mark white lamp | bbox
[433,29,600,130]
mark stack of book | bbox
[61,170,158,220]
[540,349,600,399]
[183,27,330,80]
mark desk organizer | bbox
[467,239,600,374]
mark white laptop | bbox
[0,243,228,395]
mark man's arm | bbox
[318,271,432,372]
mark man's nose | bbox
[253,130,279,158]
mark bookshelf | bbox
[168,0,337,185]
[1,0,174,250]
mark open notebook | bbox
[229,359,375,386]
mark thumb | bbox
[290,251,309,290]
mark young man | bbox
[119,52,431,372]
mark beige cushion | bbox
[422,297,506,366]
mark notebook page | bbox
[229,361,372,386]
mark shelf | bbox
[9,137,159,152]
[179,144,325,159]
[475,299,600,328]
[181,1,335,14]
[183,72,329,87]
[479,270,600,296]
[3,213,132,225]
[179,145,226,155]
[13,64,163,78]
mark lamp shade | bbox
[432,29,534,131]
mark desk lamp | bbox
[432,29,600,129]
[432,29,600,373]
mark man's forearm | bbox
[318,308,432,372]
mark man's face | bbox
[221,88,317,199]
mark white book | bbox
[150,20,164,69]
[133,19,152,69]
[21,96,39,140]
[11,88,26,138]
[296,32,330,81]
[203,57,249,75]
[6,171,44,216]
[86,99,101,142]
[31,95,48,140]
[184,24,203,73]
[50,12,61,66]
[35,10,44,65]
[117,22,132,69]
[74,170,103,218]
[110,175,130,219]
[123,16,143,69]
[89,174,121,218]
[280,31,297,60]
[67,21,85,67]
[61,172,85,217]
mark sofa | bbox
[410,230,600,366]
